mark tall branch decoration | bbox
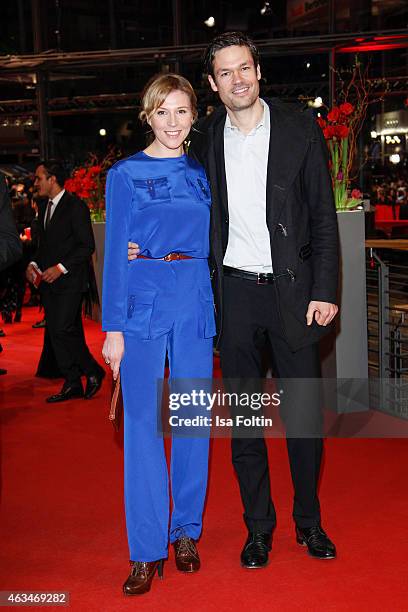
[317,57,381,210]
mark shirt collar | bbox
[225,99,269,135]
[51,189,65,206]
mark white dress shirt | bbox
[44,188,65,228]
[223,99,272,273]
[31,189,68,275]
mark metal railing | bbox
[366,247,408,417]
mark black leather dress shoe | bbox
[296,525,336,559]
[241,532,272,569]
[84,368,105,399]
[46,382,84,403]
[32,319,46,329]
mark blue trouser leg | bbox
[121,334,169,562]
[167,326,213,543]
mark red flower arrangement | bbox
[65,148,120,220]
[317,60,379,210]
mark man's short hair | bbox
[203,31,260,78]
[37,159,67,188]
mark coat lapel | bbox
[211,113,229,219]
[46,191,69,231]
[265,99,313,232]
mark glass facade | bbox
[0,0,407,168]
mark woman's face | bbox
[148,89,193,155]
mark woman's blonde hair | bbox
[139,73,198,124]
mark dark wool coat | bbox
[189,97,339,351]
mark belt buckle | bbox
[257,273,269,285]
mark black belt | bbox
[223,265,295,285]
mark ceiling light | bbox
[390,154,400,164]
[370,130,377,139]
[260,2,272,15]
[99,128,107,136]
[204,16,215,27]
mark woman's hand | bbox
[128,242,140,261]
[102,331,124,380]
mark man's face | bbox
[208,45,261,113]
[33,165,53,198]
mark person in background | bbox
[26,160,105,402]
[0,174,22,373]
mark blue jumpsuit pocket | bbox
[198,287,216,338]
[126,289,157,339]
[188,176,211,205]
[132,177,171,208]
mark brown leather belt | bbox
[137,253,193,262]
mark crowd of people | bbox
[371,174,408,219]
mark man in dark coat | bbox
[26,160,104,402]
[0,173,22,374]
[189,32,339,566]
[0,174,22,273]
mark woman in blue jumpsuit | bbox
[102,74,215,595]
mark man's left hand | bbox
[42,265,62,283]
[306,301,338,327]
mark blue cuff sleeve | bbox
[102,167,132,332]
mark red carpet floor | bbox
[1,307,408,611]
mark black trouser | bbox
[219,274,323,532]
[42,290,100,384]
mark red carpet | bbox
[1,308,408,611]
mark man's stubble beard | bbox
[225,86,260,114]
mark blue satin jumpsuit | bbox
[102,151,215,562]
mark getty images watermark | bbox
[157,377,408,438]
[167,388,281,428]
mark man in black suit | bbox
[189,33,339,566]
[0,174,23,374]
[26,160,104,402]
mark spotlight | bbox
[390,154,400,164]
[370,130,377,139]
[260,2,272,16]
[204,16,215,27]
[99,128,107,136]
[306,62,311,69]
[313,97,323,108]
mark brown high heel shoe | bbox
[123,559,164,595]
[173,536,200,573]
